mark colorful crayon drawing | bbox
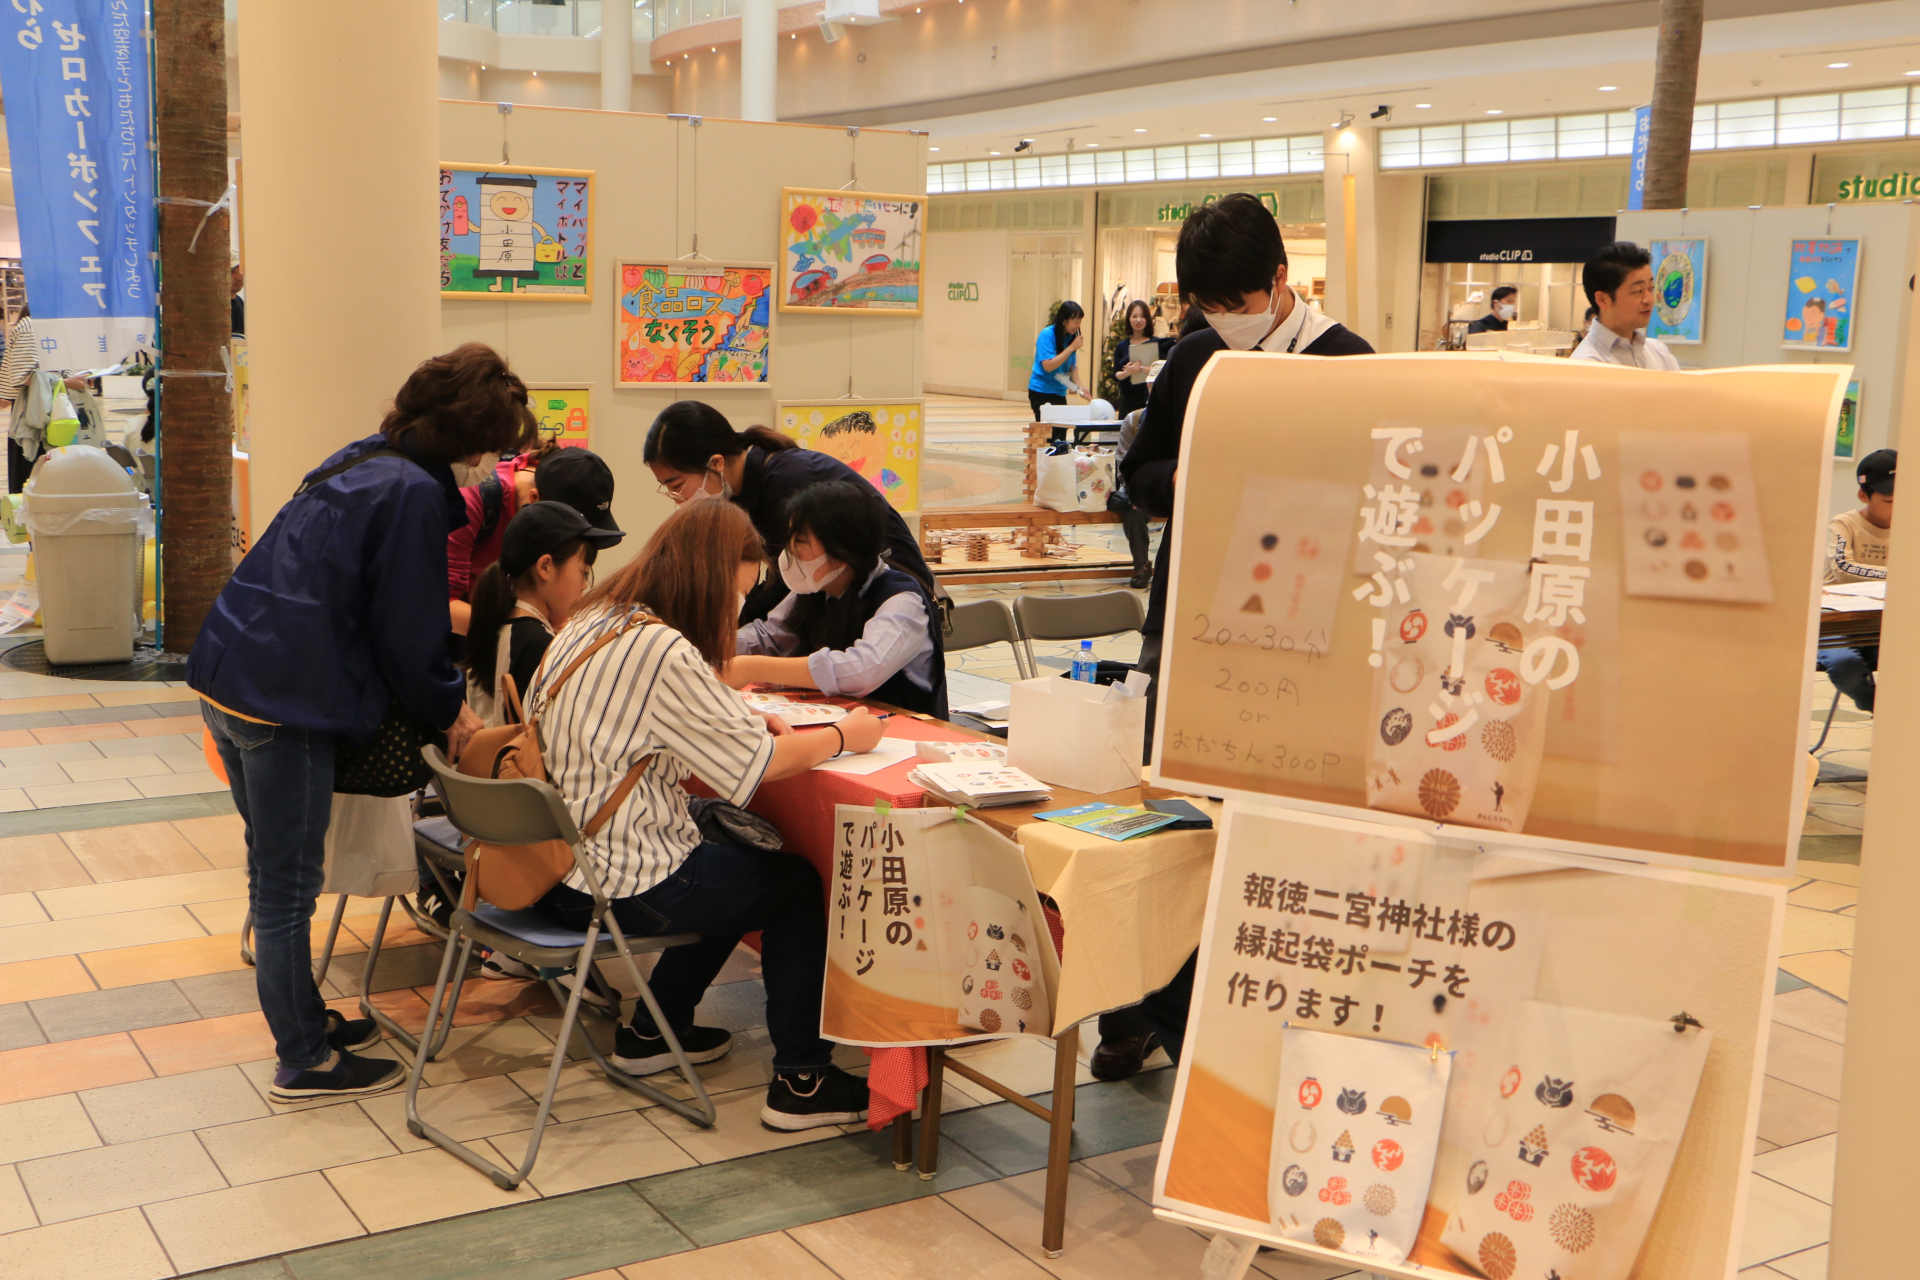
[439,164,594,300]
[1834,379,1859,460]
[526,385,591,450]
[776,399,923,514]
[1781,238,1859,351]
[616,261,774,387]
[779,187,924,316]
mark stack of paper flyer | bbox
[909,761,1050,808]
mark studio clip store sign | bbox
[0,0,156,370]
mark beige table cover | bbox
[1015,800,1220,1028]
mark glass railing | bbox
[652,0,742,35]
[439,0,658,40]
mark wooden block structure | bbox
[917,422,1122,561]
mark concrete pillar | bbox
[740,0,778,122]
[1828,204,1920,1275]
[234,0,439,536]
[601,0,633,112]
[1322,125,1384,348]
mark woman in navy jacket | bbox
[189,343,534,1102]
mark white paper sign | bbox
[1615,431,1773,604]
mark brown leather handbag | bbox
[455,614,655,910]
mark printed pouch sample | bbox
[954,885,1053,1037]
[1268,1026,1453,1267]
[1434,999,1712,1280]
[1365,555,1549,834]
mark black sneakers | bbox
[611,1023,734,1076]
[761,1065,869,1131]
[324,1009,381,1053]
[270,1048,404,1101]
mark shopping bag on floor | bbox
[322,793,418,898]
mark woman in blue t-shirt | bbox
[1028,301,1087,436]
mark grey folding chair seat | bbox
[1012,589,1147,673]
[945,598,1035,680]
[409,747,717,1191]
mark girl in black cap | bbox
[464,501,625,726]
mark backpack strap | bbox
[292,446,410,498]
[530,609,666,834]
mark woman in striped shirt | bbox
[530,500,885,1130]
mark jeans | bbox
[1818,645,1878,713]
[201,701,336,1070]
[542,841,834,1072]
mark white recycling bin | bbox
[23,446,152,664]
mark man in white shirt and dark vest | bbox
[1569,241,1682,371]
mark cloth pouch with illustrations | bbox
[1365,554,1549,834]
[954,885,1052,1036]
[1268,1026,1453,1267]
[1434,999,1712,1280]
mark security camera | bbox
[818,18,845,41]
[1370,105,1392,121]
[1014,139,1034,153]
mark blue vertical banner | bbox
[1626,104,1652,211]
[0,0,156,370]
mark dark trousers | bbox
[1096,950,1198,1064]
[202,701,336,1070]
[542,841,834,1073]
[1818,645,1878,713]
[1029,389,1068,441]
[7,439,30,494]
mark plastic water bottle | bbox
[1071,639,1099,683]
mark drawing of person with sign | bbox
[474,174,550,292]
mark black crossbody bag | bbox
[292,447,448,797]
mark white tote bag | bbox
[322,793,418,898]
[1269,1026,1454,1267]
[1435,1000,1712,1280]
[1034,447,1080,512]
[1074,448,1115,512]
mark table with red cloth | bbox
[727,708,987,1129]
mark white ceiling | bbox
[906,1,1920,161]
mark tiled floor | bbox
[0,463,1860,1277]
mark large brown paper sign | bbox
[1151,353,1846,872]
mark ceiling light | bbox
[531,70,538,75]
[1486,109,1502,115]
[711,46,717,52]
[1262,116,1276,122]
[1828,61,1850,68]
[1598,85,1617,91]
[990,150,1000,155]
[1133,128,1146,133]
[1198,133,1212,138]
[929,146,940,151]
[1415,103,1431,109]
[1087,142,1099,148]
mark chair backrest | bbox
[944,599,1034,680]
[422,746,581,847]
[1013,590,1146,643]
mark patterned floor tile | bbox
[145,1171,366,1275]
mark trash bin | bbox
[23,445,152,664]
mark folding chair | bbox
[1012,589,1147,675]
[408,747,717,1190]
[945,598,1036,681]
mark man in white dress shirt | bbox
[1569,241,1682,370]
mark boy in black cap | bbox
[448,446,622,635]
[1819,447,1893,711]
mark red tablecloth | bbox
[712,708,984,1128]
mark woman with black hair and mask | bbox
[643,400,937,625]
[727,481,947,719]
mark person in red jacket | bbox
[447,443,621,634]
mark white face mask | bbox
[1203,280,1283,351]
[450,452,500,487]
[779,548,835,595]
[1495,303,1517,321]
[682,467,733,503]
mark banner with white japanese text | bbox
[0,0,155,370]
[1151,800,1783,1279]
[1151,353,1846,874]
[821,804,1061,1047]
